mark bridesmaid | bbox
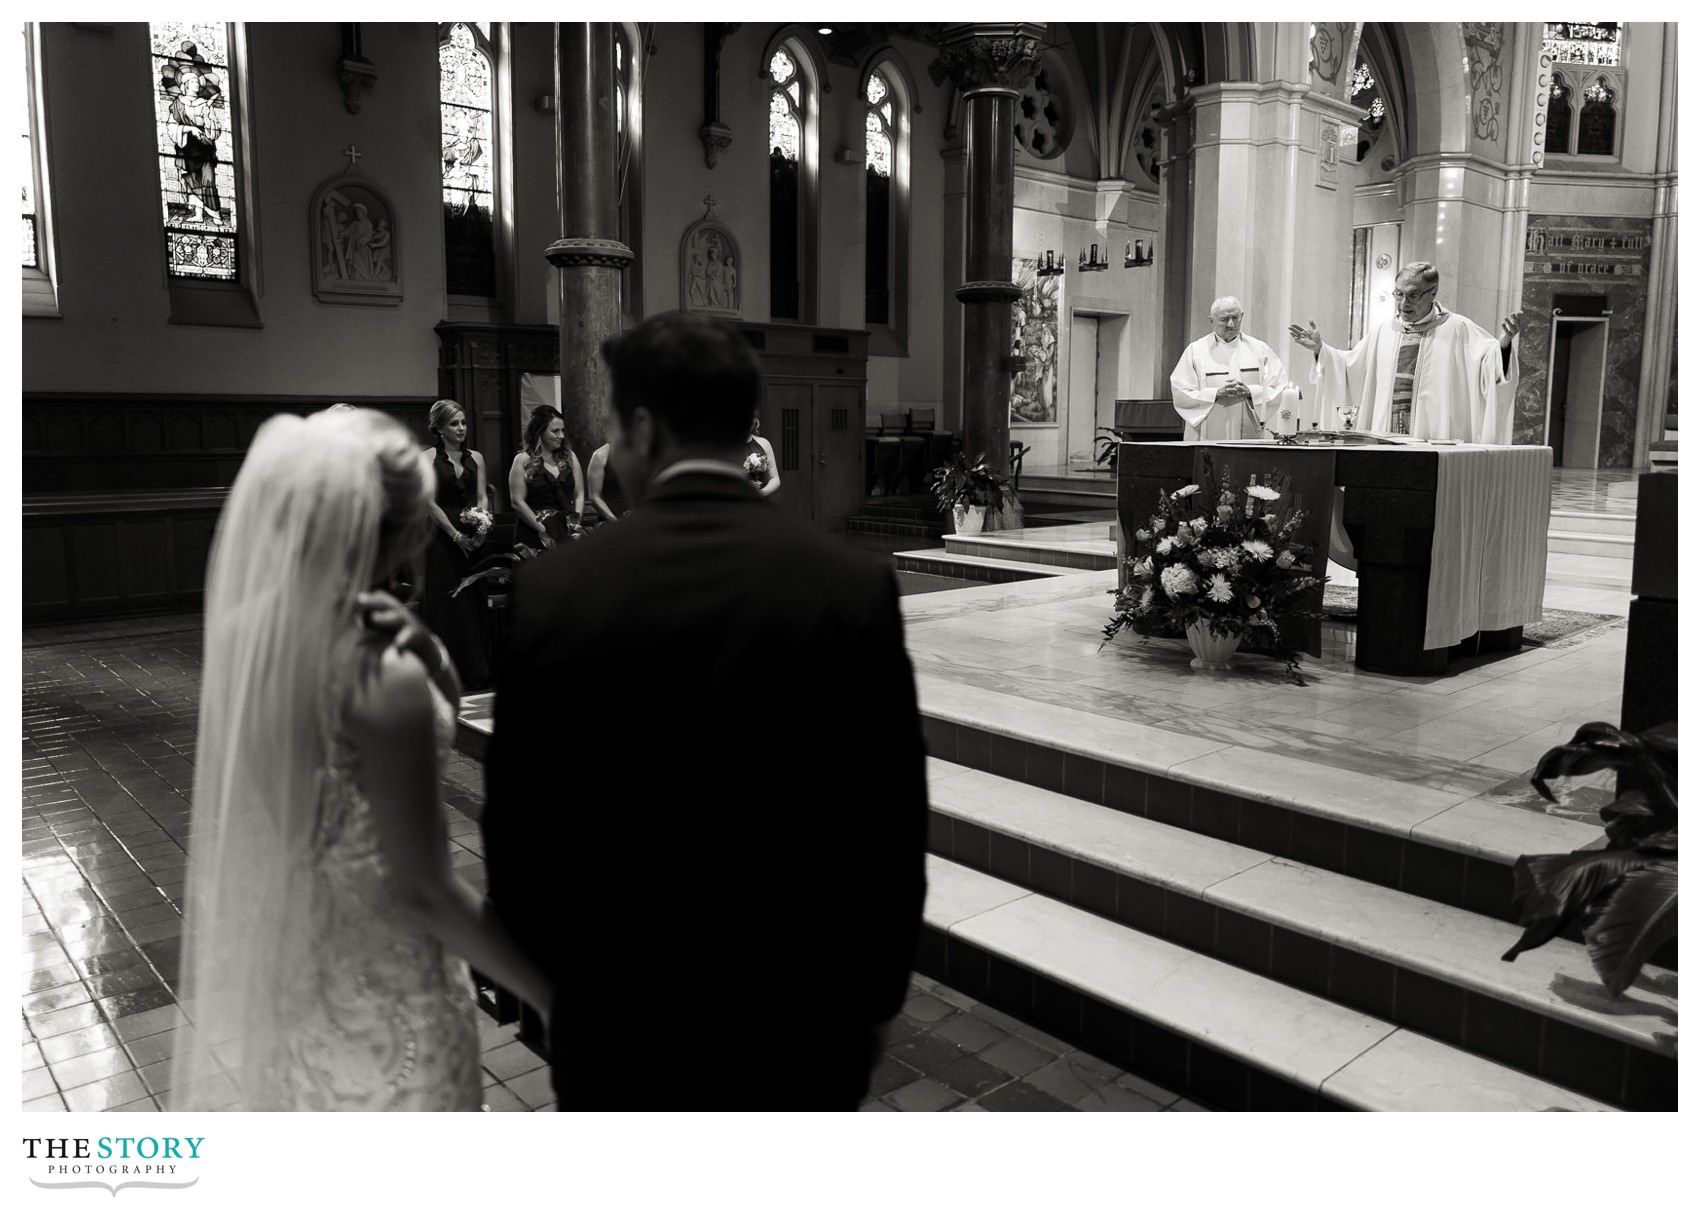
[418,398,491,690]
[508,405,584,549]
[586,441,630,527]
[745,415,781,497]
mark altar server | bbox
[1171,296,1292,440]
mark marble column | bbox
[546,23,634,461]
[937,26,1040,476]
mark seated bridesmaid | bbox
[508,405,584,550]
[585,441,631,527]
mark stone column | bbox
[937,25,1041,476]
[546,23,634,461]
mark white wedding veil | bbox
[169,408,429,1109]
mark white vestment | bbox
[1308,306,1519,443]
[1169,333,1289,441]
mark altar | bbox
[1116,439,1553,675]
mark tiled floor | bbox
[21,613,1169,1113]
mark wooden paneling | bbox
[740,324,868,530]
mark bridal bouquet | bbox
[743,451,770,485]
[458,506,493,538]
[1102,465,1323,679]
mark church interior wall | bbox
[24,22,448,400]
[507,23,564,329]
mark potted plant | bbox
[1094,426,1123,471]
[930,450,1013,536]
[1100,464,1323,682]
[1501,721,1676,998]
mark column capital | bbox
[932,24,1044,94]
[545,237,634,270]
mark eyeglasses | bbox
[1390,286,1437,302]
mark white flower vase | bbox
[953,504,987,536]
[1185,622,1241,671]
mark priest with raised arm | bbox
[1170,296,1292,441]
[1288,261,1522,443]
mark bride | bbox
[169,407,549,1111]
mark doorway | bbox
[1545,315,1609,468]
[1066,311,1125,470]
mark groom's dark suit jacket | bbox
[483,468,929,1110]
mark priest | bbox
[1170,296,1294,440]
[1289,261,1521,443]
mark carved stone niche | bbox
[679,211,741,317]
[310,175,402,306]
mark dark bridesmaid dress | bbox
[522,452,579,546]
[421,445,490,690]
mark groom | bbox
[482,311,929,1110]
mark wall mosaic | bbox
[1516,214,1651,466]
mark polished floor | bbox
[20,614,1188,1113]
[19,468,1648,1113]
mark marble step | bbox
[892,549,1065,584]
[1547,530,1636,559]
[1547,510,1636,537]
[845,516,945,540]
[1544,552,1633,590]
[924,760,1675,1110]
[944,534,1117,572]
[915,673,1604,931]
[920,857,1618,1112]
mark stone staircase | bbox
[845,495,948,542]
[912,676,1677,1111]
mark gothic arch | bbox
[1380,21,1469,156]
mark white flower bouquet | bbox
[458,506,493,538]
[1103,465,1323,679]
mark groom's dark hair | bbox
[601,311,761,447]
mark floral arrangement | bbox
[743,450,770,486]
[1101,465,1323,681]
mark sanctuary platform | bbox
[456,486,1673,1111]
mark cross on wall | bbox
[344,144,364,169]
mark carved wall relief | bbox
[1463,22,1506,143]
[679,200,741,317]
[310,175,401,306]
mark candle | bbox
[1090,243,1099,263]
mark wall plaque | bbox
[310,175,402,306]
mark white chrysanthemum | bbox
[1246,485,1281,501]
[1155,538,1174,556]
[1160,565,1198,597]
[1205,573,1234,603]
[1275,550,1296,569]
[1172,484,1201,499]
[1241,539,1274,562]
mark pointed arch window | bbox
[767,42,815,323]
[440,21,500,299]
[862,62,910,351]
[22,22,57,315]
[151,24,240,281]
[149,22,259,326]
[1542,26,1624,161]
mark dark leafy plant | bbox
[1501,721,1677,998]
[450,544,541,599]
[1094,427,1123,470]
[929,450,1013,518]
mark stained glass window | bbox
[22,24,37,268]
[768,50,800,161]
[440,22,495,297]
[1542,21,1621,66]
[150,23,238,280]
[1350,51,1390,164]
[1577,76,1617,155]
[865,72,892,179]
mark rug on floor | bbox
[1320,586,1623,648]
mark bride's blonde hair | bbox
[170,407,432,1109]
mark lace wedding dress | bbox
[274,664,483,1111]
